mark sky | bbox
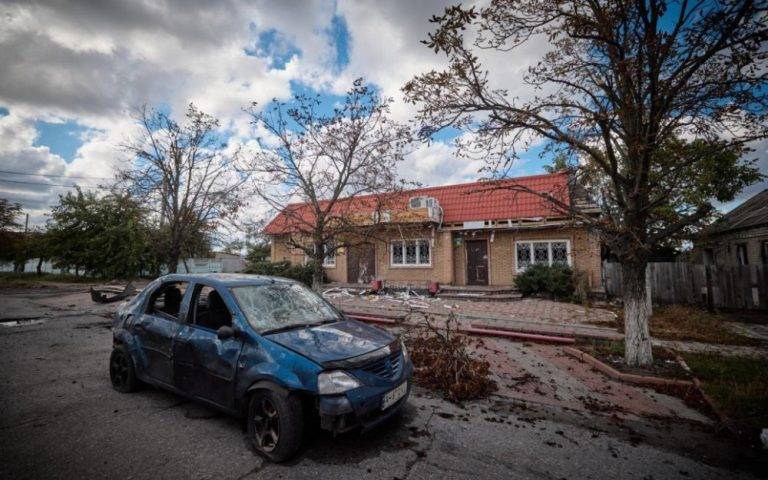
[0,0,765,230]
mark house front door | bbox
[466,240,489,286]
[347,243,376,284]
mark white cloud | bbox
[7,0,756,235]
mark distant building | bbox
[174,252,246,274]
[697,189,768,266]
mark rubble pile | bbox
[322,286,435,310]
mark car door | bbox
[173,283,243,409]
[132,281,189,386]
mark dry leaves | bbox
[402,312,497,402]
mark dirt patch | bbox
[505,373,538,389]
[402,313,497,402]
[578,395,625,414]
[578,340,692,380]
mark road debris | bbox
[90,282,136,304]
[403,312,497,402]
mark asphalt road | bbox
[0,286,764,479]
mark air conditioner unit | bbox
[409,196,436,209]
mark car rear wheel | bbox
[247,390,303,462]
[110,345,139,393]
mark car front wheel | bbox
[247,389,303,462]
[109,345,139,393]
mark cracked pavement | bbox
[0,285,765,479]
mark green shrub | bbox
[243,260,324,287]
[514,263,576,300]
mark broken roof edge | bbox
[263,172,576,235]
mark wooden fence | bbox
[603,262,768,310]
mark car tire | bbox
[247,389,303,462]
[109,345,139,393]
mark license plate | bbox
[381,381,408,410]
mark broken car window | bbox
[148,282,188,320]
[230,283,341,333]
[192,285,232,331]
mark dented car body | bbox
[110,274,412,462]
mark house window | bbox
[762,241,768,265]
[736,243,748,265]
[516,243,532,270]
[307,245,335,267]
[391,239,430,266]
[515,240,571,272]
[323,250,336,267]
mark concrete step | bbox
[437,292,522,302]
[439,285,519,295]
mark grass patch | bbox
[682,353,768,432]
[0,272,97,288]
[617,305,760,346]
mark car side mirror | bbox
[217,325,235,340]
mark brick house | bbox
[696,188,768,266]
[264,172,603,290]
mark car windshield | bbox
[230,283,342,333]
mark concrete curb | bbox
[346,312,576,344]
[335,304,622,341]
[673,353,738,435]
[562,346,694,388]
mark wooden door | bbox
[466,240,489,286]
[347,243,376,284]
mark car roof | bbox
[157,273,297,289]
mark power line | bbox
[0,169,112,180]
[0,178,110,189]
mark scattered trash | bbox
[324,285,437,310]
[0,318,46,328]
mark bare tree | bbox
[246,79,412,290]
[404,1,767,366]
[121,104,247,273]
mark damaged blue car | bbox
[110,274,412,462]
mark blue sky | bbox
[32,120,90,163]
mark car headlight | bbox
[400,340,409,361]
[317,371,361,395]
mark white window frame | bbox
[306,245,336,268]
[390,239,432,267]
[515,240,571,272]
[322,249,336,268]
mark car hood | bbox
[264,319,395,365]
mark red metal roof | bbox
[263,172,570,235]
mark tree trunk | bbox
[168,249,180,274]
[36,257,44,275]
[622,261,653,367]
[311,240,324,292]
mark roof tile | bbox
[264,172,570,235]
